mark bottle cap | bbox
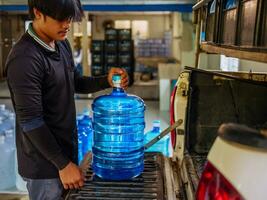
[153,120,160,128]
[112,74,121,88]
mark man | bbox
[5,0,128,199]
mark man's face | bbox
[35,9,72,41]
[43,16,71,41]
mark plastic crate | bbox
[259,0,267,48]
[92,54,104,65]
[91,40,103,52]
[118,53,132,65]
[204,0,220,43]
[119,40,133,52]
[104,65,114,74]
[221,0,239,46]
[105,29,118,41]
[105,41,118,53]
[118,29,132,40]
[238,0,260,47]
[105,54,118,65]
[91,65,104,76]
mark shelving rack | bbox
[193,0,267,65]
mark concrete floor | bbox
[0,81,170,199]
[0,194,28,200]
[0,81,10,98]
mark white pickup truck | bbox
[170,67,267,200]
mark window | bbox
[132,20,149,39]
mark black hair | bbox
[28,0,83,21]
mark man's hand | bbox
[59,162,85,190]
[108,68,129,89]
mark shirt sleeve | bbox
[74,70,110,94]
[7,55,70,170]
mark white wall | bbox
[171,13,182,62]
[181,19,195,68]
[198,53,220,70]
[198,53,267,72]
[239,60,267,73]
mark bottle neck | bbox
[113,81,121,88]
[112,87,125,95]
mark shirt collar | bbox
[27,23,56,52]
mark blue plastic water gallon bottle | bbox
[6,112,15,130]
[4,129,15,147]
[0,104,7,121]
[145,120,171,157]
[0,135,15,190]
[92,74,146,180]
[82,110,93,153]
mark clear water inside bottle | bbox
[92,75,145,180]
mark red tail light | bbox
[170,85,178,148]
[197,162,244,200]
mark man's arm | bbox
[7,55,85,189]
[74,71,110,94]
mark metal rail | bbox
[145,119,183,150]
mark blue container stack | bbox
[0,104,16,190]
[145,120,171,157]
[92,74,146,180]
[0,135,15,190]
[77,110,93,164]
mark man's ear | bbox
[33,8,42,20]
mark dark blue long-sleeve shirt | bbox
[6,32,109,179]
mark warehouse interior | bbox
[1,0,267,199]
